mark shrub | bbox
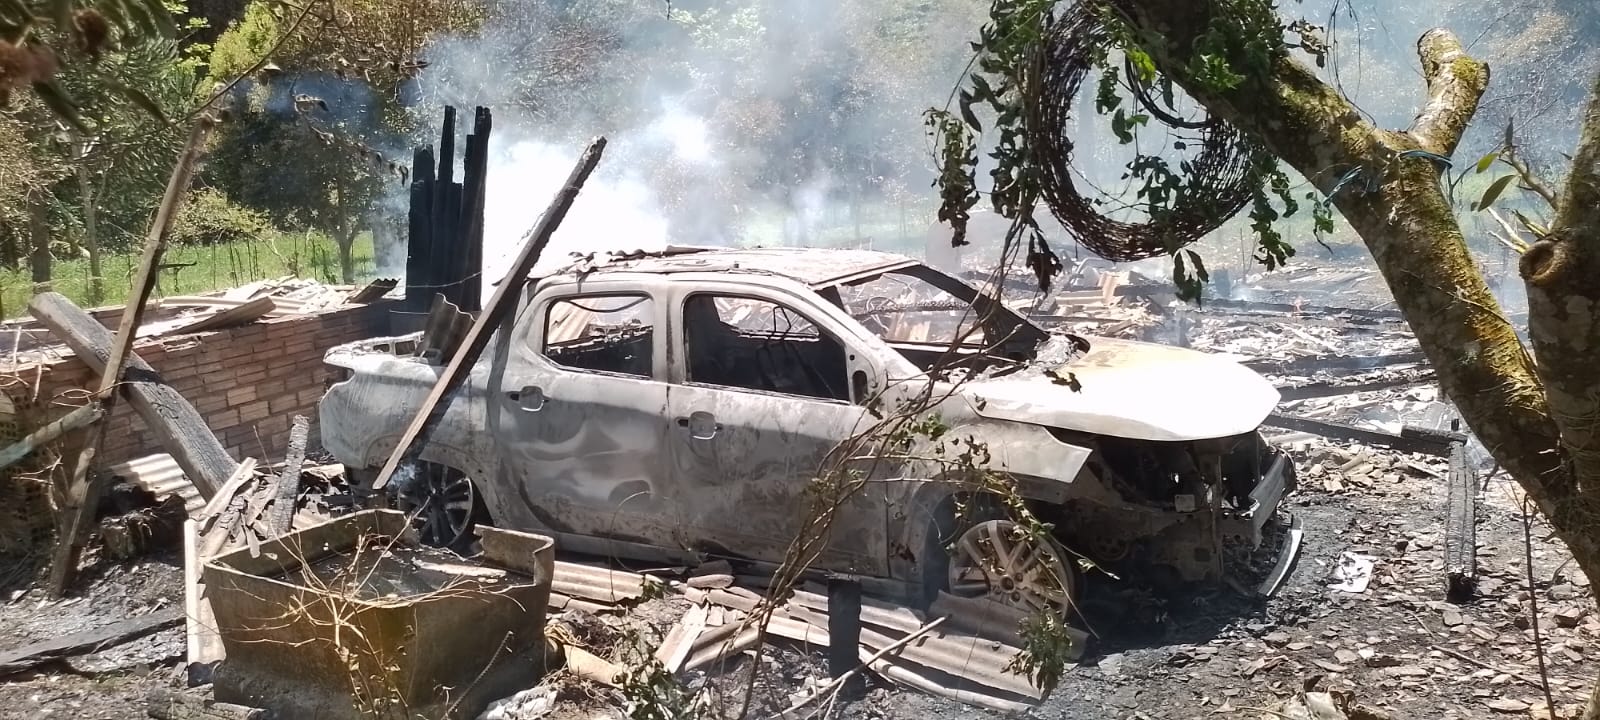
[171,187,272,246]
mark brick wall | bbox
[5,301,394,466]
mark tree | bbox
[201,0,479,282]
[936,1,1600,714]
[2,12,204,302]
[0,0,185,128]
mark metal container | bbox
[204,510,554,719]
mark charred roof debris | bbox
[0,108,1585,720]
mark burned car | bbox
[319,247,1295,620]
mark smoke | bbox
[479,135,671,283]
[376,0,985,286]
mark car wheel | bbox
[925,504,1080,623]
[395,461,483,552]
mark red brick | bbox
[225,386,257,406]
[233,368,269,387]
[239,400,270,423]
[254,378,287,398]
[210,409,240,429]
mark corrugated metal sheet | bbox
[551,560,648,603]
[106,453,202,513]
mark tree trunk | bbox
[76,166,103,306]
[27,190,50,291]
[1110,0,1600,711]
[336,228,357,285]
[332,173,356,284]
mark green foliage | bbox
[201,1,279,91]
[0,0,181,127]
[617,653,702,720]
[204,88,385,243]
[0,231,374,317]
[933,0,1317,302]
[170,187,271,246]
[1006,609,1077,692]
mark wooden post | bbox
[827,574,864,699]
[370,137,608,494]
[429,107,458,302]
[405,146,436,313]
[46,116,216,597]
[0,402,102,472]
[460,107,492,312]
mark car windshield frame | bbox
[831,263,1048,354]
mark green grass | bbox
[0,232,378,319]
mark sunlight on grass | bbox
[0,232,377,319]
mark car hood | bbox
[964,337,1279,442]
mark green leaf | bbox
[1127,48,1157,83]
[107,80,168,123]
[958,89,982,132]
[1473,151,1499,174]
[31,80,89,134]
[970,73,994,104]
[1474,174,1515,211]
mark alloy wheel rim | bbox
[948,519,1077,619]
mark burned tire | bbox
[394,461,487,553]
[921,498,1080,624]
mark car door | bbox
[486,281,678,546]
[665,281,889,576]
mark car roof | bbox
[557,246,922,287]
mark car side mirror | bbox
[851,370,869,405]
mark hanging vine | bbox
[930,0,1330,300]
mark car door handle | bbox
[508,385,546,412]
[677,411,720,440]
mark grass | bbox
[0,232,379,319]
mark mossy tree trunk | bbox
[1114,0,1600,713]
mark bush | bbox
[171,188,273,246]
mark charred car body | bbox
[319,247,1296,618]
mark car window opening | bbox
[542,294,654,377]
[834,266,1053,374]
[684,294,850,402]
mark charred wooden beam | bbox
[429,107,459,303]
[405,146,436,312]
[0,606,183,676]
[1444,438,1478,601]
[1264,412,1465,457]
[30,293,237,497]
[264,416,309,536]
[458,107,492,312]
[1245,351,1430,375]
